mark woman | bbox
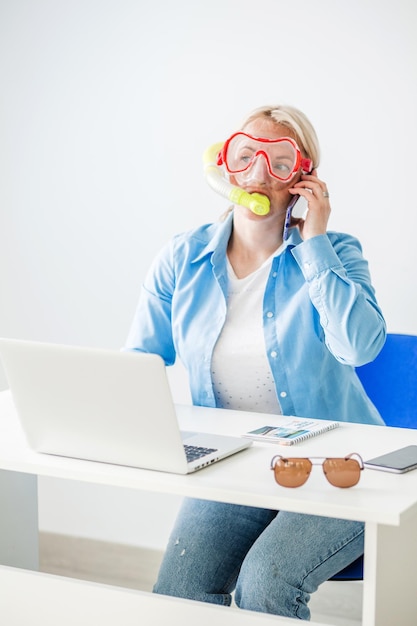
[125,104,386,619]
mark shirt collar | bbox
[285,226,303,247]
[191,211,233,263]
[191,212,303,264]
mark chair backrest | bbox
[332,333,417,582]
[356,333,417,428]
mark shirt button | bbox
[272,272,277,278]
[266,311,273,318]
[270,351,277,358]
[280,391,287,398]
[304,261,311,269]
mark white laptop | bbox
[0,338,251,474]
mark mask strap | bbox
[301,157,313,173]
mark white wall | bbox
[1,0,416,549]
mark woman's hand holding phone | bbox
[289,170,331,240]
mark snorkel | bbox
[203,142,271,216]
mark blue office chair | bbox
[331,333,417,580]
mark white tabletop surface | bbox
[1,390,417,526]
[0,565,325,626]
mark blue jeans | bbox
[153,498,364,620]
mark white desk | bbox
[1,389,417,626]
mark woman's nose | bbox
[244,153,270,183]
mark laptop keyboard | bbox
[184,444,218,463]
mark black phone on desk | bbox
[364,445,417,473]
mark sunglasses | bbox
[270,453,364,488]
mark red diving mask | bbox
[218,132,313,183]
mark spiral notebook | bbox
[243,416,340,446]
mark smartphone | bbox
[288,194,309,220]
[364,445,417,473]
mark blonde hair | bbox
[239,104,320,169]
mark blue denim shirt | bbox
[125,212,386,425]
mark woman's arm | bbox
[291,232,386,366]
[124,243,177,365]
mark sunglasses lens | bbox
[274,458,312,488]
[323,458,361,488]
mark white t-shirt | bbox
[211,247,285,415]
